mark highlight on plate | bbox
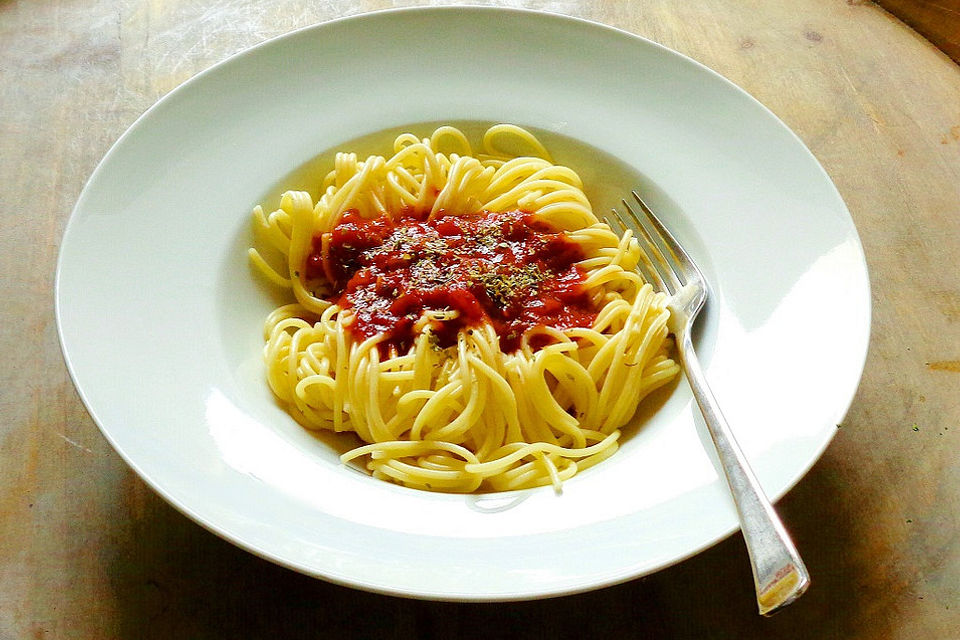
[248,124,680,493]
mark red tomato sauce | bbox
[305,209,596,354]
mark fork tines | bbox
[607,191,702,298]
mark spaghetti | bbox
[249,124,679,493]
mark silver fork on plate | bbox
[606,191,810,616]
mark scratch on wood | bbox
[927,360,960,372]
[838,65,885,133]
[926,2,960,17]
[57,433,93,454]
[933,290,960,320]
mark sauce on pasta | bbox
[306,209,596,355]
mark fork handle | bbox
[677,332,810,615]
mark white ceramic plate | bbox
[56,8,870,600]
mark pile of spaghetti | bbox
[249,124,679,493]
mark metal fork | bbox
[607,191,810,616]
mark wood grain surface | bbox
[877,0,960,61]
[1,0,959,638]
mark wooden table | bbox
[2,1,958,637]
